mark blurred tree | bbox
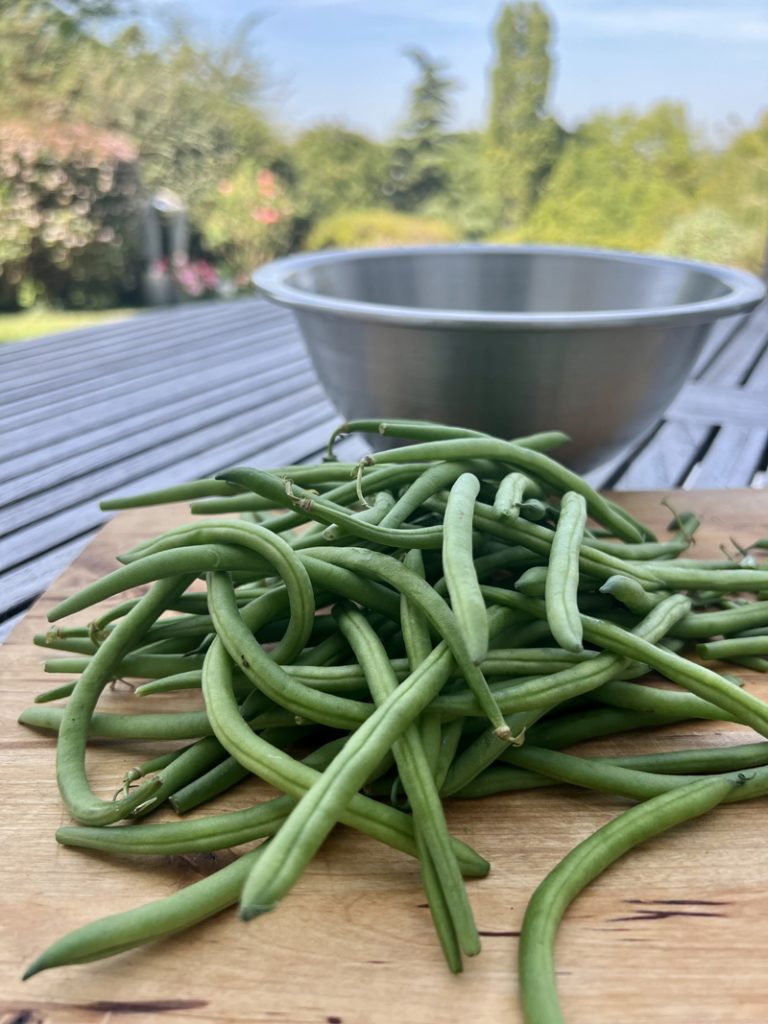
[69,21,277,219]
[487,1,563,227]
[387,49,457,212]
[516,102,698,252]
[419,131,501,239]
[290,124,388,236]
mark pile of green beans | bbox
[19,417,768,1023]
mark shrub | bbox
[305,208,459,251]
[0,120,141,309]
[199,162,294,283]
[659,206,765,274]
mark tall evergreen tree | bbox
[387,49,456,212]
[488,2,562,227]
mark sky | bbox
[140,0,768,142]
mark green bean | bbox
[100,478,245,510]
[135,671,207,696]
[442,474,488,664]
[322,489,396,540]
[47,545,265,622]
[329,418,569,453]
[583,538,689,560]
[518,776,737,1024]
[360,438,644,542]
[622,562,768,593]
[208,572,373,731]
[580,613,768,737]
[400,550,433,669]
[598,741,768,775]
[426,495,658,587]
[333,603,479,965]
[24,845,268,977]
[668,600,768,640]
[451,764,556,798]
[19,704,214,740]
[43,653,205,678]
[523,707,685,750]
[191,464,419,517]
[168,758,252,813]
[503,745,724,802]
[299,546,510,737]
[199,636,490,877]
[299,554,401,622]
[415,831,462,973]
[227,608,517,918]
[441,706,548,797]
[33,681,77,703]
[432,717,466,792]
[218,467,445,550]
[433,593,688,719]
[493,471,541,519]
[544,491,586,654]
[515,565,586,599]
[49,574,193,826]
[479,584,768,736]
[33,634,98,655]
[59,792,295,855]
[697,636,768,660]
[118,521,316,665]
[378,460,474,530]
[591,679,741,723]
[599,574,663,616]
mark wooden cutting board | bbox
[2,490,767,1024]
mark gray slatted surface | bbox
[2,295,767,642]
[586,301,768,491]
[0,299,352,640]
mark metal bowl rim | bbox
[252,243,766,330]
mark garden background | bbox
[0,0,766,334]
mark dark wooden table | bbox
[1,296,766,641]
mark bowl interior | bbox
[285,249,732,315]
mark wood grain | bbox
[2,491,768,1024]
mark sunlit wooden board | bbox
[1,490,767,1024]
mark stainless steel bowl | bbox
[253,245,766,470]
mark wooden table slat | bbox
[0,360,317,504]
[1,315,298,420]
[0,409,339,578]
[0,298,280,372]
[608,420,712,490]
[689,424,768,489]
[695,301,768,385]
[0,386,331,553]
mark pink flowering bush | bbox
[150,256,221,299]
[200,162,294,280]
[0,121,142,309]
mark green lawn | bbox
[0,307,136,345]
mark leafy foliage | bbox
[305,208,459,250]
[200,162,294,279]
[0,120,141,309]
[290,124,388,229]
[386,50,457,213]
[488,2,563,226]
[516,103,698,252]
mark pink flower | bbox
[218,179,233,196]
[252,206,280,225]
[257,169,276,198]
